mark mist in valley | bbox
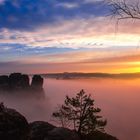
[0,93,52,122]
[1,77,140,140]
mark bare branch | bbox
[107,0,140,20]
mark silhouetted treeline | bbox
[0,73,44,96]
[44,72,140,79]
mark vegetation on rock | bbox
[52,90,107,137]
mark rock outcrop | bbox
[46,127,80,140]
[9,73,30,91]
[30,121,56,140]
[0,103,30,140]
[29,121,80,140]
[0,73,44,96]
[31,75,44,93]
[83,131,118,140]
[0,103,118,140]
[0,75,9,91]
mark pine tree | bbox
[52,89,107,135]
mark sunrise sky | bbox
[0,0,140,74]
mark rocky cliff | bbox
[0,73,44,97]
[0,103,118,140]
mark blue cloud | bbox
[0,43,80,60]
[0,0,109,30]
[0,42,104,61]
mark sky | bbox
[0,0,140,74]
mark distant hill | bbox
[41,72,140,79]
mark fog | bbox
[0,93,52,122]
[1,78,140,140]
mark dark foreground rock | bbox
[30,121,80,140]
[83,131,118,140]
[30,121,56,140]
[46,127,80,140]
[0,103,118,140]
[0,103,30,140]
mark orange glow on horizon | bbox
[32,61,140,74]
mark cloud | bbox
[1,42,138,65]
[0,0,6,4]
[84,0,104,3]
[0,41,140,74]
[84,53,140,64]
[56,2,79,9]
[0,0,109,30]
[0,17,140,50]
[1,54,140,74]
[0,0,140,74]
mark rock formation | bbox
[0,75,9,91]
[9,73,30,91]
[30,122,80,140]
[82,131,118,140]
[0,103,30,140]
[31,75,44,93]
[46,127,80,140]
[0,73,44,96]
[0,103,118,140]
[29,121,56,140]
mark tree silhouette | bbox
[107,0,140,20]
[52,89,107,135]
